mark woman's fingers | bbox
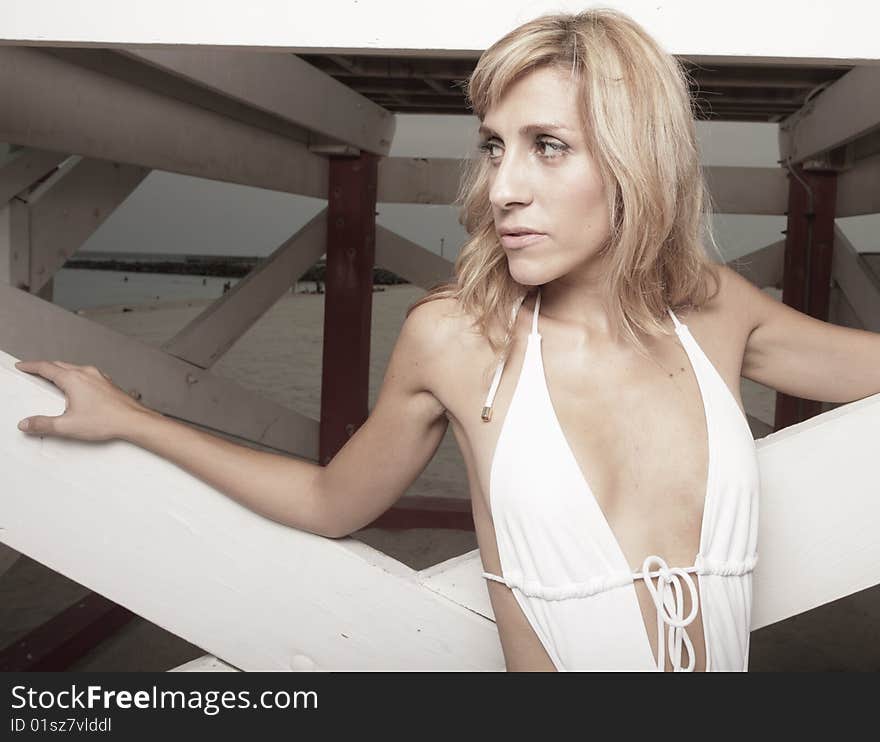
[17,414,64,435]
[15,360,72,435]
[14,358,138,441]
[14,360,69,386]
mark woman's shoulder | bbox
[673,263,757,333]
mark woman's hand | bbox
[14,360,156,442]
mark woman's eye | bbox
[537,139,567,157]
[477,138,567,161]
[477,140,502,159]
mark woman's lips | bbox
[501,232,546,249]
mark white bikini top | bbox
[479,287,761,671]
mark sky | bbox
[76,114,877,262]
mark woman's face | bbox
[480,65,611,287]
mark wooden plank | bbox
[122,49,394,156]
[377,157,465,205]
[0,148,68,204]
[378,158,789,214]
[0,348,506,670]
[836,150,880,217]
[25,157,149,293]
[0,284,319,458]
[780,66,880,165]
[2,0,879,63]
[0,200,30,290]
[702,166,789,216]
[162,209,327,369]
[375,224,454,289]
[831,226,880,333]
[0,47,328,198]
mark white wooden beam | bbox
[121,49,394,156]
[23,157,149,293]
[377,157,465,205]
[0,350,506,670]
[375,225,454,290]
[831,226,880,333]
[162,210,327,369]
[701,166,788,216]
[0,284,319,458]
[378,158,789,214]
[0,148,68,204]
[726,239,785,289]
[779,66,880,166]
[0,200,29,290]
[2,1,879,63]
[0,47,328,197]
[836,150,880,218]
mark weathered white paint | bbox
[162,209,328,369]
[121,49,395,156]
[779,66,880,165]
[0,47,328,197]
[2,1,879,63]
[0,283,320,457]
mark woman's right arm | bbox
[14,298,452,540]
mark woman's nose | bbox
[488,152,533,210]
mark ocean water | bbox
[50,268,319,312]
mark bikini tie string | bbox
[636,555,699,672]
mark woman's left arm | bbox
[722,265,880,404]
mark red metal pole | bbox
[319,153,379,465]
[318,152,475,531]
[774,163,838,431]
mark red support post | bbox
[318,152,475,531]
[319,153,379,465]
[774,163,838,431]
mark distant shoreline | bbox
[63,258,411,285]
[64,258,258,278]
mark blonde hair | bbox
[407,7,722,363]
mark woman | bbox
[13,9,880,672]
